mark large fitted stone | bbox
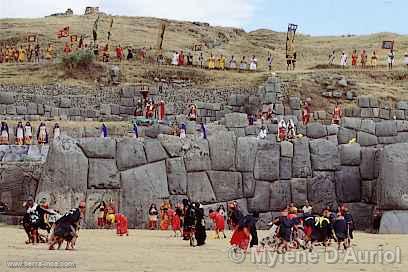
[186,172,216,204]
[166,158,187,195]
[360,148,377,180]
[306,123,327,139]
[292,138,312,178]
[335,166,361,203]
[270,181,291,211]
[208,131,236,171]
[184,138,211,172]
[307,171,337,212]
[116,138,146,171]
[236,137,257,172]
[254,144,280,181]
[121,161,169,228]
[309,139,339,170]
[340,143,361,166]
[290,179,308,207]
[242,172,256,198]
[144,140,168,163]
[88,159,120,189]
[247,181,271,213]
[79,138,116,159]
[207,171,243,202]
[380,211,408,234]
[377,143,408,210]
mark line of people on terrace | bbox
[332,49,408,70]
[0,121,60,145]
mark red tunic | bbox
[302,106,311,125]
[115,213,128,236]
[159,101,165,120]
[230,227,250,250]
[351,54,358,66]
[209,212,225,231]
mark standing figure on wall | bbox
[24,122,33,145]
[188,104,197,121]
[331,102,342,125]
[37,122,48,144]
[158,100,165,121]
[15,121,24,145]
[100,123,108,138]
[0,122,9,145]
[302,102,311,126]
[53,123,61,140]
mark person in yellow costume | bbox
[219,54,226,70]
[18,45,26,62]
[46,44,53,61]
[208,53,215,69]
[215,55,220,69]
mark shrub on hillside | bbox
[62,50,95,70]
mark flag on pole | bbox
[107,18,114,41]
[92,15,100,43]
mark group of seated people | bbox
[0,121,61,145]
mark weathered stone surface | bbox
[280,141,293,158]
[208,131,236,171]
[59,97,72,108]
[309,139,339,170]
[100,104,111,115]
[379,211,408,234]
[338,127,356,144]
[254,144,280,181]
[342,117,361,130]
[360,119,376,134]
[292,138,312,178]
[358,96,370,108]
[279,157,292,180]
[335,166,361,203]
[391,109,405,120]
[144,140,168,163]
[88,159,120,189]
[308,171,337,212]
[121,161,169,228]
[184,138,211,172]
[0,92,15,105]
[376,121,397,137]
[36,137,88,213]
[397,120,408,132]
[79,138,116,159]
[326,135,338,145]
[291,178,308,207]
[236,136,257,172]
[326,124,339,136]
[166,158,187,195]
[242,172,256,198]
[377,143,408,210]
[340,143,361,166]
[186,172,216,203]
[289,96,300,110]
[397,101,408,110]
[379,109,390,120]
[116,138,146,171]
[360,148,377,180]
[16,106,27,115]
[344,202,374,230]
[207,171,243,202]
[225,113,248,128]
[362,180,377,204]
[357,131,378,146]
[378,136,397,145]
[306,123,327,139]
[26,103,37,115]
[270,180,291,211]
[247,181,270,213]
[157,134,183,157]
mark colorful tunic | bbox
[24,126,33,145]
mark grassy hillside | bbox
[1,15,408,90]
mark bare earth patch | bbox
[1,226,407,272]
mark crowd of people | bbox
[331,49,408,70]
[0,44,55,63]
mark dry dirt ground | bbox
[1,225,407,272]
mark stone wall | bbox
[26,114,408,230]
[0,85,256,122]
